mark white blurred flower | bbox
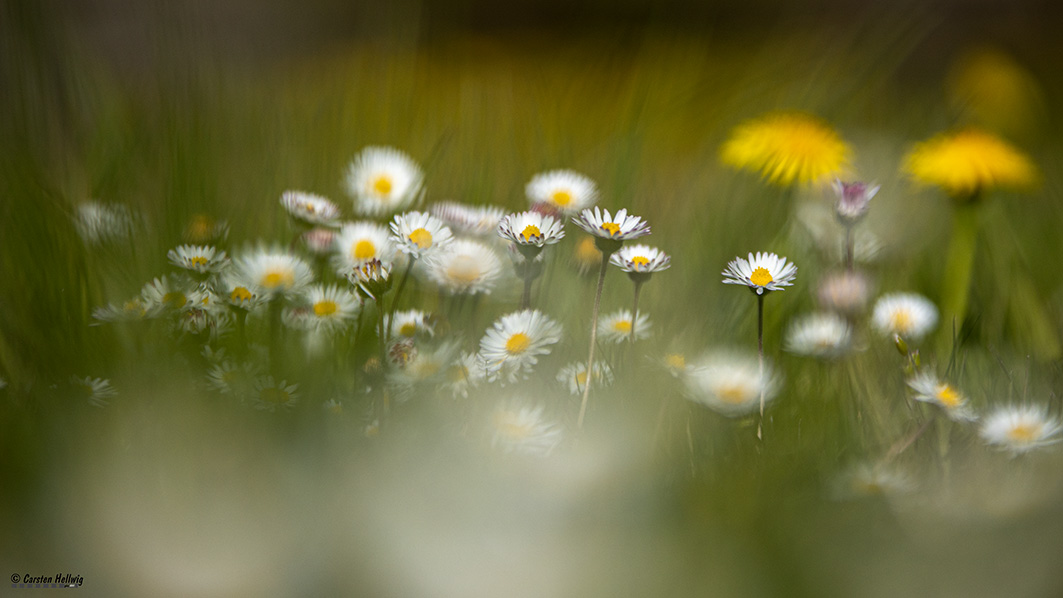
[344,146,424,217]
[872,293,938,341]
[526,169,599,214]
[251,376,299,411]
[424,239,504,296]
[683,351,779,417]
[167,245,229,274]
[597,309,652,344]
[72,376,117,408]
[491,404,563,456]
[785,312,852,358]
[907,371,976,421]
[235,249,314,299]
[980,405,1062,454]
[478,309,563,383]
[390,211,454,259]
[556,361,614,396]
[74,202,135,245]
[429,201,506,237]
[280,190,340,226]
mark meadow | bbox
[3,3,1063,596]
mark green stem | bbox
[939,203,980,349]
[756,292,765,440]
[630,281,644,344]
[578,256,611,429]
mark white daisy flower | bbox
[302,284,361,331]
[387,341,458,398]
[907,371,976,421]
[556,361,614,396]
[72,376,117,408]
[280,190,341,226]
[659,352,691,378]
[92,297,150,323]
[597,309,652,344]
[491,404,563,456]
[979,405,1062,454]
[817,270,871,316]
[389,211,454,258]
[333,221,396,274]
[721,252,797,295]
[572,207,652,243]
[205,361,255,395]
[140,275,195,314]
[323,398,344,415]
[872,293,938,341]
[389,309,434,338]
[429,201,506,237]
[74,202,135,245]
[441,352,486,398]
[526,169,599,214]
[235,249,314,299]
[424,238,504,295]
[251,376,299,411]
[166,244,229,274]
[609,244,672,278]
[217,271,266,312]
[478,309,563,382]
[834,463,913,499]
[497,211,566,248]
[344,146,424,217]
[682,351,779,417]
[785,312,852,359]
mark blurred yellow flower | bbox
[720,112,850,187]
[904,129,1037,198]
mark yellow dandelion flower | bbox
[904,129,1037,198]
[720,112,850,187]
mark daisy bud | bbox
[832,179,879,225]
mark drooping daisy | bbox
[497,211,566,254]
[302,284,361,331]
[682,351,779,418]
[478,309,563,383]
[235,249,314,299]
[871,293,938,341]
[526,169,598,214]
[251,376,299,411]
[429,201,506,237]
[907,372,976,421]
[424,238,504,296]
[722,252,797,296]
[785,312,852,359]
[609,244,671,279]
[389,309,434,339]
[904,129,1037,198]
[491,403,563,456]
[333,221,396,274]
[979,405,1062,454]
[597,309,652,344]
[556,361,614,396]
[344,146,424,217]
[280,190,341,226]
[572,207,651,250]
[720,112,850,187]
[167,244,229,274]
[72,376,117,408]
[390,210,454,258]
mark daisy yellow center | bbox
[750,267,773,287]
[261,387,290,405]
[520,224,542,242]
[551,189,573,207]
[163,292,187,308]
[575,371,589,386]
[305,203,316,214]
[372,175,393,196]
[190,256,209,267]
[575,237,601,265]
[408,228,433,249]
[505,332,531,355]
[447,256,481,284]
[353,240,377,260]
[631,256,650,268]
[231,287,253,303]
[665,353,685,370]
[314,300,338,317]
[890,310,913,334]
[399,322,417,337]
[262,270,294,290]
[495,413,533,438]
[600,222,621,236]
[613,320,633,333]
[1006,422,1042,443]
[123,300,143,314]
[936,385,961,407]
[717,384,751,404]
[187,214,214,241]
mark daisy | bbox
[323,398,344,415]
[785,312,852,359]
[302,284,361,331]
[140,275,195,314]
[72,376,117,408]
[683,352,779,418]
[217,271,266,312]
[235,249,314,299]
[441,352,486,398]
[74,202,135,245]
[92,297,150,323]
[302,227,338,255]
[571,236,602,275]
[660,352,690,378]
[720,112,850,187]
[333,221,395,274]
[832,179,879,226]
[871,293,938,341]
[491,404,563,456]
[498,211,565,252]
[904,128,1037,198]
[344,146,424,217]
[817,270,871,317]
[280,190,340,226]
[205,361,255,396]
[424,238,504,296]
[167,244,229,274]
[597,309,652,344]
[390,210,454,258]
[389,309,434,338]
[429,201,506,237]
[251,376,299,411]
[525,169,598,214]
[979,405,1062,454]
[556,361,614,396]
[387,341,457,399]
[907,372,976,421]
[609,244,671,279]
[721,252,797,296]
[346,258,392,300]
[834,463,913,499]
[478,309,563,383]
[572,207,651,250]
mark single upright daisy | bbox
[721,252,798,296]
[597,309,652,344]
[526,169,599,214]
[390,210,454,259]
[720,112,850,187]
[871,293,938,341]
[344,146,424,217]
[979,404,1062,454]
[72,376,118,408]
[491,403,563,456]
[389,309,434,338]
[609,244,671,279]
[333,221,396,274]
[280,190,341,226]
[167,244,229,274]
[301,284,361,332]
[682,351,779,418]
[429,201,506,237]
[235,249,314,299]
[907,372,976,421]
[785,312,852,359]
[424,238,504,296]
[217,271,266,312]
[556,362,614,396]
[478,309,563,383]
[904,129,1037,199]
[251,376,300,411]
[498,210,565,307]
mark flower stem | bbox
[939,202,979,349]
[630,280,644,344]
[376,297,387,363]
[578,256,611,428]
[390,256,416,317]
[521,271,534,310]
[844,225,854,272]
[757,292,765,440]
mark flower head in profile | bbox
[872,293,938,341]
[556,361,614,396]
[478,309,563,383]
[429,201,506,237]
[167,245,229,274]
[682,351,779,417]
[904,129,1037,198]
[597,309,652,344]
[344,146,424,217]
[907,372,976,421]
[720,112,850,187]
[572,207,651,256]
[93,297,150,323]
[609,244,671,283]
[785,312,852,359]
[498,211,565,251]
[491,403,563,456]
[424,239,504,296]
[280,191,341,226]
[235,249,314,299]
[832,179,879,225]
[526,169,598,214]
[722,252,797,295]
[979,405,1062,454]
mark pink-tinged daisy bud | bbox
[832,179,879,225]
